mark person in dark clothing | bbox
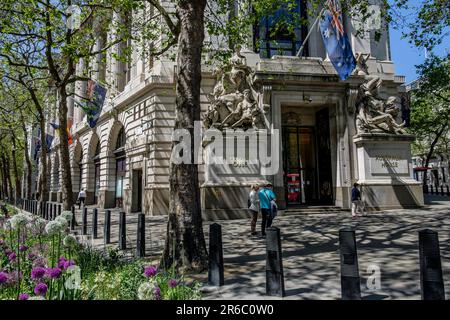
[351,183,363,217]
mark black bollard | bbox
[92,208,98,239]
[82,207,88,235]
[58,204,61,217]
[136,213,145,257]
[119,212,126,250]
[208,223,224,286]
[447,185,450,196]
[265,227,285,297]
[104,210,111,245]
[419,229,445,300]
[49,203,54,220]
[70,205,76,230]
[339,228,361,300]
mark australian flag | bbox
[319,0,356,80]
[76,79,107,128]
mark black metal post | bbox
[339,228,361,300]
[136,213,145,257]
[119,212,126,250]
[208,223,224,286]
[82,207,88,235]
[104,210,111,245]
[265,227,285,297]
[70,205,76,230]
[49,203,53,220]
[419,229,445,300]
[58,204,61,217]
[92,208,98,239]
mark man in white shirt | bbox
[77,188,86,209]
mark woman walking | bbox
[248,184,260,236]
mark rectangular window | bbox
[253,0,306,58]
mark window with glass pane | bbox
[254,0,306,58]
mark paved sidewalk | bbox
[68,196,450,300]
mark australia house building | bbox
[39,1,424,219]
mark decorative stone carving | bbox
[347,87,359,114]
[355,76,406,135]
[354,52,370,76]
[203,47,266,131]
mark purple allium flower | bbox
[63,260,75,270]
[57,257,67,269]
[32,256,47,268]
[46,267,62,279]
[0,271,8,284]
[34,282,48,296]
[27,253,36,260]
[144,266,157,278]
[19,245,28,252]
[154,286,161,300]
[168,279,178,288]
[31,267,46,280]
[18,293,29,300]
[8,252,16,261]
[4,248,12,255]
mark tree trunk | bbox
[161,0,208,272]
[4,154,14,201]
[57,86,73,210]
[11,135,21,205]
[38,114,49,203]
[422,124,448,186]
[21,117,33,199]
[0,154,9,199]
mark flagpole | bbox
[296,6,326,57]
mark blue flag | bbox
[50,122,60,130]
[75,79,107,128]
[319,0,356,80]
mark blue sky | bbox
[390,26,449,83]
[388,1,449,83]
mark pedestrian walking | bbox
[77,188,86,209]
[258,183,277,237]
[248,184,260,236]
[351,182,364,218]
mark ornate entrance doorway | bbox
[282,107,333,206]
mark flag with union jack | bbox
[319,0,356,80]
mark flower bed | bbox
[0,203,201,300]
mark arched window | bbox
[114,127,126,207]
[115,127,126,150]
[93,141,101,204]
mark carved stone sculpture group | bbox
[355,76,406,135]
[203,47,266,131]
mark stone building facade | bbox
[42,1,424,219]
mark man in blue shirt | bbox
[351,183,363,217]
[258,183,277,237]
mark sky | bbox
[389,25,449,84]
[388,1,449,83]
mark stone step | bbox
[280,207,347,215]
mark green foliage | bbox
[408,54,450,160]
